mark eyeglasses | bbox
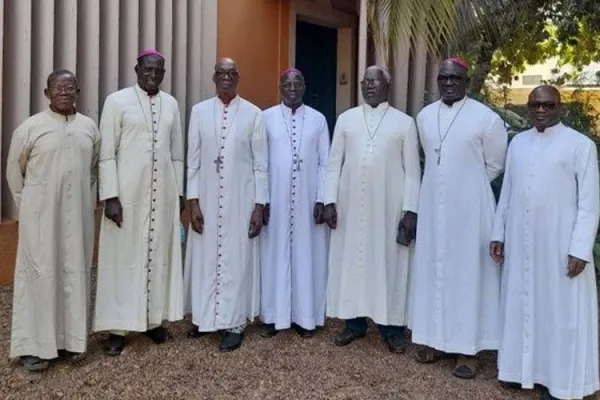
[48,86,77,95]
[437,74,464,82]
[527,101,557,110]
[360,79,382,87]
[215,69,239,78]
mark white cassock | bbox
[409,96,508,354]
[94,84,184,332]
[184,95,268,331]
[6,109,100,359]
[260,103,330,331]
[492,123,600,399]
[323,102,421,326]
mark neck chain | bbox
[363,103,390,153]
[134,87,162,139]
[435,97,468,165]
[280,104,306,171]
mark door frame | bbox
[288,0,358,116]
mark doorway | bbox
[295,19,338,137]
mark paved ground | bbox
[0,283,548,400]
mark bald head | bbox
[215,57,238,72]
[361,65,391,107]
[528,85,562,132]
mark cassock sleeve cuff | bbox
[401,178,420,213]
[98,160,119,201]
[568,245,593,264]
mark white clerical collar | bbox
[216,95,240,108]
[535,122,563,135]
[364,101,389,113]
[135,84,161,98]
[281,102,304,115]
[440,95,468,109]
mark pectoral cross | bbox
[367,139,375,154]
[214,156,223,173]
[434,147,441,165]
[293,155,303,171]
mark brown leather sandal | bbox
[453,355,479,379]
[414,346,443,364]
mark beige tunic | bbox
[94,85,184,332]
[6,109,100,359]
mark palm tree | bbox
[366,0,513,78]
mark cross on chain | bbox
[214,156,223,173]
[367,140,375,154]
[293,154,304,171]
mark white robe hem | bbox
[411,335,499,355]
[498,371,599,400]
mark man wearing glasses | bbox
[94,49,185,356]
[409,57,508,379]
[184,57,268,352]
[7,69,100,371]
[490,85,599,400]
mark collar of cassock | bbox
[365,101,389,113]
[281,102,304,115]
[48,107,77,121]
[440,95,468,109]
[135,84,161,98]
[218,94,239,107]
[535,122,563,135]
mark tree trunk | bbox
[469,46,496,94]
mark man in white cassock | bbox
[259,68,330,338]
[322,65,421,353]
[94,49,185,356]
[184,58,268,352]
[7,69,100,371]
[490,85,599,400]
[409,57,508,378]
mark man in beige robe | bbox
[94,49,185,356]
[7,69,100,371]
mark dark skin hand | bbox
[263,204,270,226]
[323,203,337,229]
[489,241,504,264]
[567,255,587,278]
[105,197,123,228]
[249,204,265,238]
[399,211,417,241]
[314,202,325,224]
[490,241,586,279]
[189,199,204,234]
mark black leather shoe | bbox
[187,324,208,338]
[540,387,558,400]
[260,323,278,338]
[386,334,407,354]
[143,326,169,344]
[106,334,125,356]
[217,332,243,352]
[500,381,522,390]
[292,323,315,338]
[334,328,366,346]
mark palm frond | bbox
[367,0,524,65]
